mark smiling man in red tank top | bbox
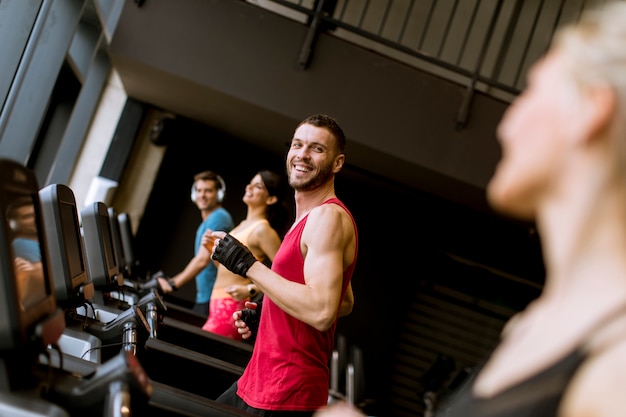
[210,114,358,416]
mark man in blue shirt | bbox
[158,171,234,317]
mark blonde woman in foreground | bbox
[437,2,626,417]
[313,402,365,417]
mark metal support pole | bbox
[296,0,328,70]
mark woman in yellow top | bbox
[201,170,288,340]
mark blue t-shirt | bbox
[194,207,234,303]
[12,238,42,263]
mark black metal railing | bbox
[250,0,593,101]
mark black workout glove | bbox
[239,304,261,330]
[212,233,257,277]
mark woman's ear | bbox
[580,83,616,142]
[266,195,278,206]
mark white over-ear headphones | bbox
[191,174,226,203]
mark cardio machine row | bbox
[0,158,254,417]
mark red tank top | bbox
[237,198,358,411]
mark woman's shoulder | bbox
[250,219,278,239]
[561,317,626,416]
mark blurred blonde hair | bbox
[552,1,626,171]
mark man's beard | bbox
[289,163,334,192]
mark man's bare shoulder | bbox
[304,202,355,251]
[308,201,352,227]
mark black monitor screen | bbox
[61,201,84,280]
[0,158,63,351]
[7,194,48,310]
[81,202,119,288]
[99,212,117,275]
[117,213,135,268]
[108,207,126,273]
[39,184,91,305]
